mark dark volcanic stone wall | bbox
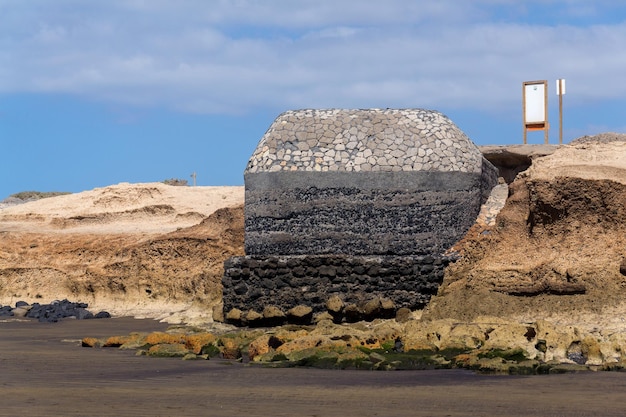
[223,255,454,324]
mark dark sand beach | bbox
[2,318,626,416]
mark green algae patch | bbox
[147,343,191,358]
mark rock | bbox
[0,305,14,317]
[184,333,217,355]
[103,335,137,347]
[479,318,538,356]
[444,323,485,350]
[547,363,591,374]
[182,353,204,360]
[225,308,243,325]
[245,310,264,327]
[620,258,626,276]
[313,311,334,323]
[212,303,225,322]
[262,305,286,327]
[75,308,94,320]
[380,298,396,318]
[14,299,104,322]
[362,297,382,320]
[119,334,153,350]
[287,305,313,324]
[11,306,30,318]
[368,352,386,364]
[215,330,265,361]
[326,295,344,314]
[276,335,336,356]
[143,332,185,346]
[248,334,284,361]
[248,335,273,360]
[395,308,412,323]
[581,336,604,366]
[535,320,580,363]
[81,337,102,348]
[147,343,190,358]
[343,303,362,323]
[402,319,453,351]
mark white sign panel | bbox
[524,82,546,124]
[556,79,566,95]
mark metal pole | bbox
[558,79,563,144]
[522,82,527,144]
[543,81,550,145]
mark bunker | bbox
[222,109,498,325]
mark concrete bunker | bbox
[223,109,498,326]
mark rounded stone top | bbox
[246,108,484,174]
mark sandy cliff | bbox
[0,183,244,323]
[425,134,626,331]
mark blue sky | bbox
[2,1,626,198]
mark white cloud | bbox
[2,1,626,115]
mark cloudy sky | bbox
[2,0,626,197]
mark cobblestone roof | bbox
[246,109,484,174]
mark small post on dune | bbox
[556,79,565,144]
[190,172,197,186]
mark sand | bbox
[0,182,244,234]
[2,317,626,416]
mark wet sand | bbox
[2,318,626,416]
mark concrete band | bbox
[244,170,486,191]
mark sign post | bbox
[522,80,549,144]
[556,79,565,144]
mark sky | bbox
[2,1,626,198]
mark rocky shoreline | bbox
[78,313,626,375]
